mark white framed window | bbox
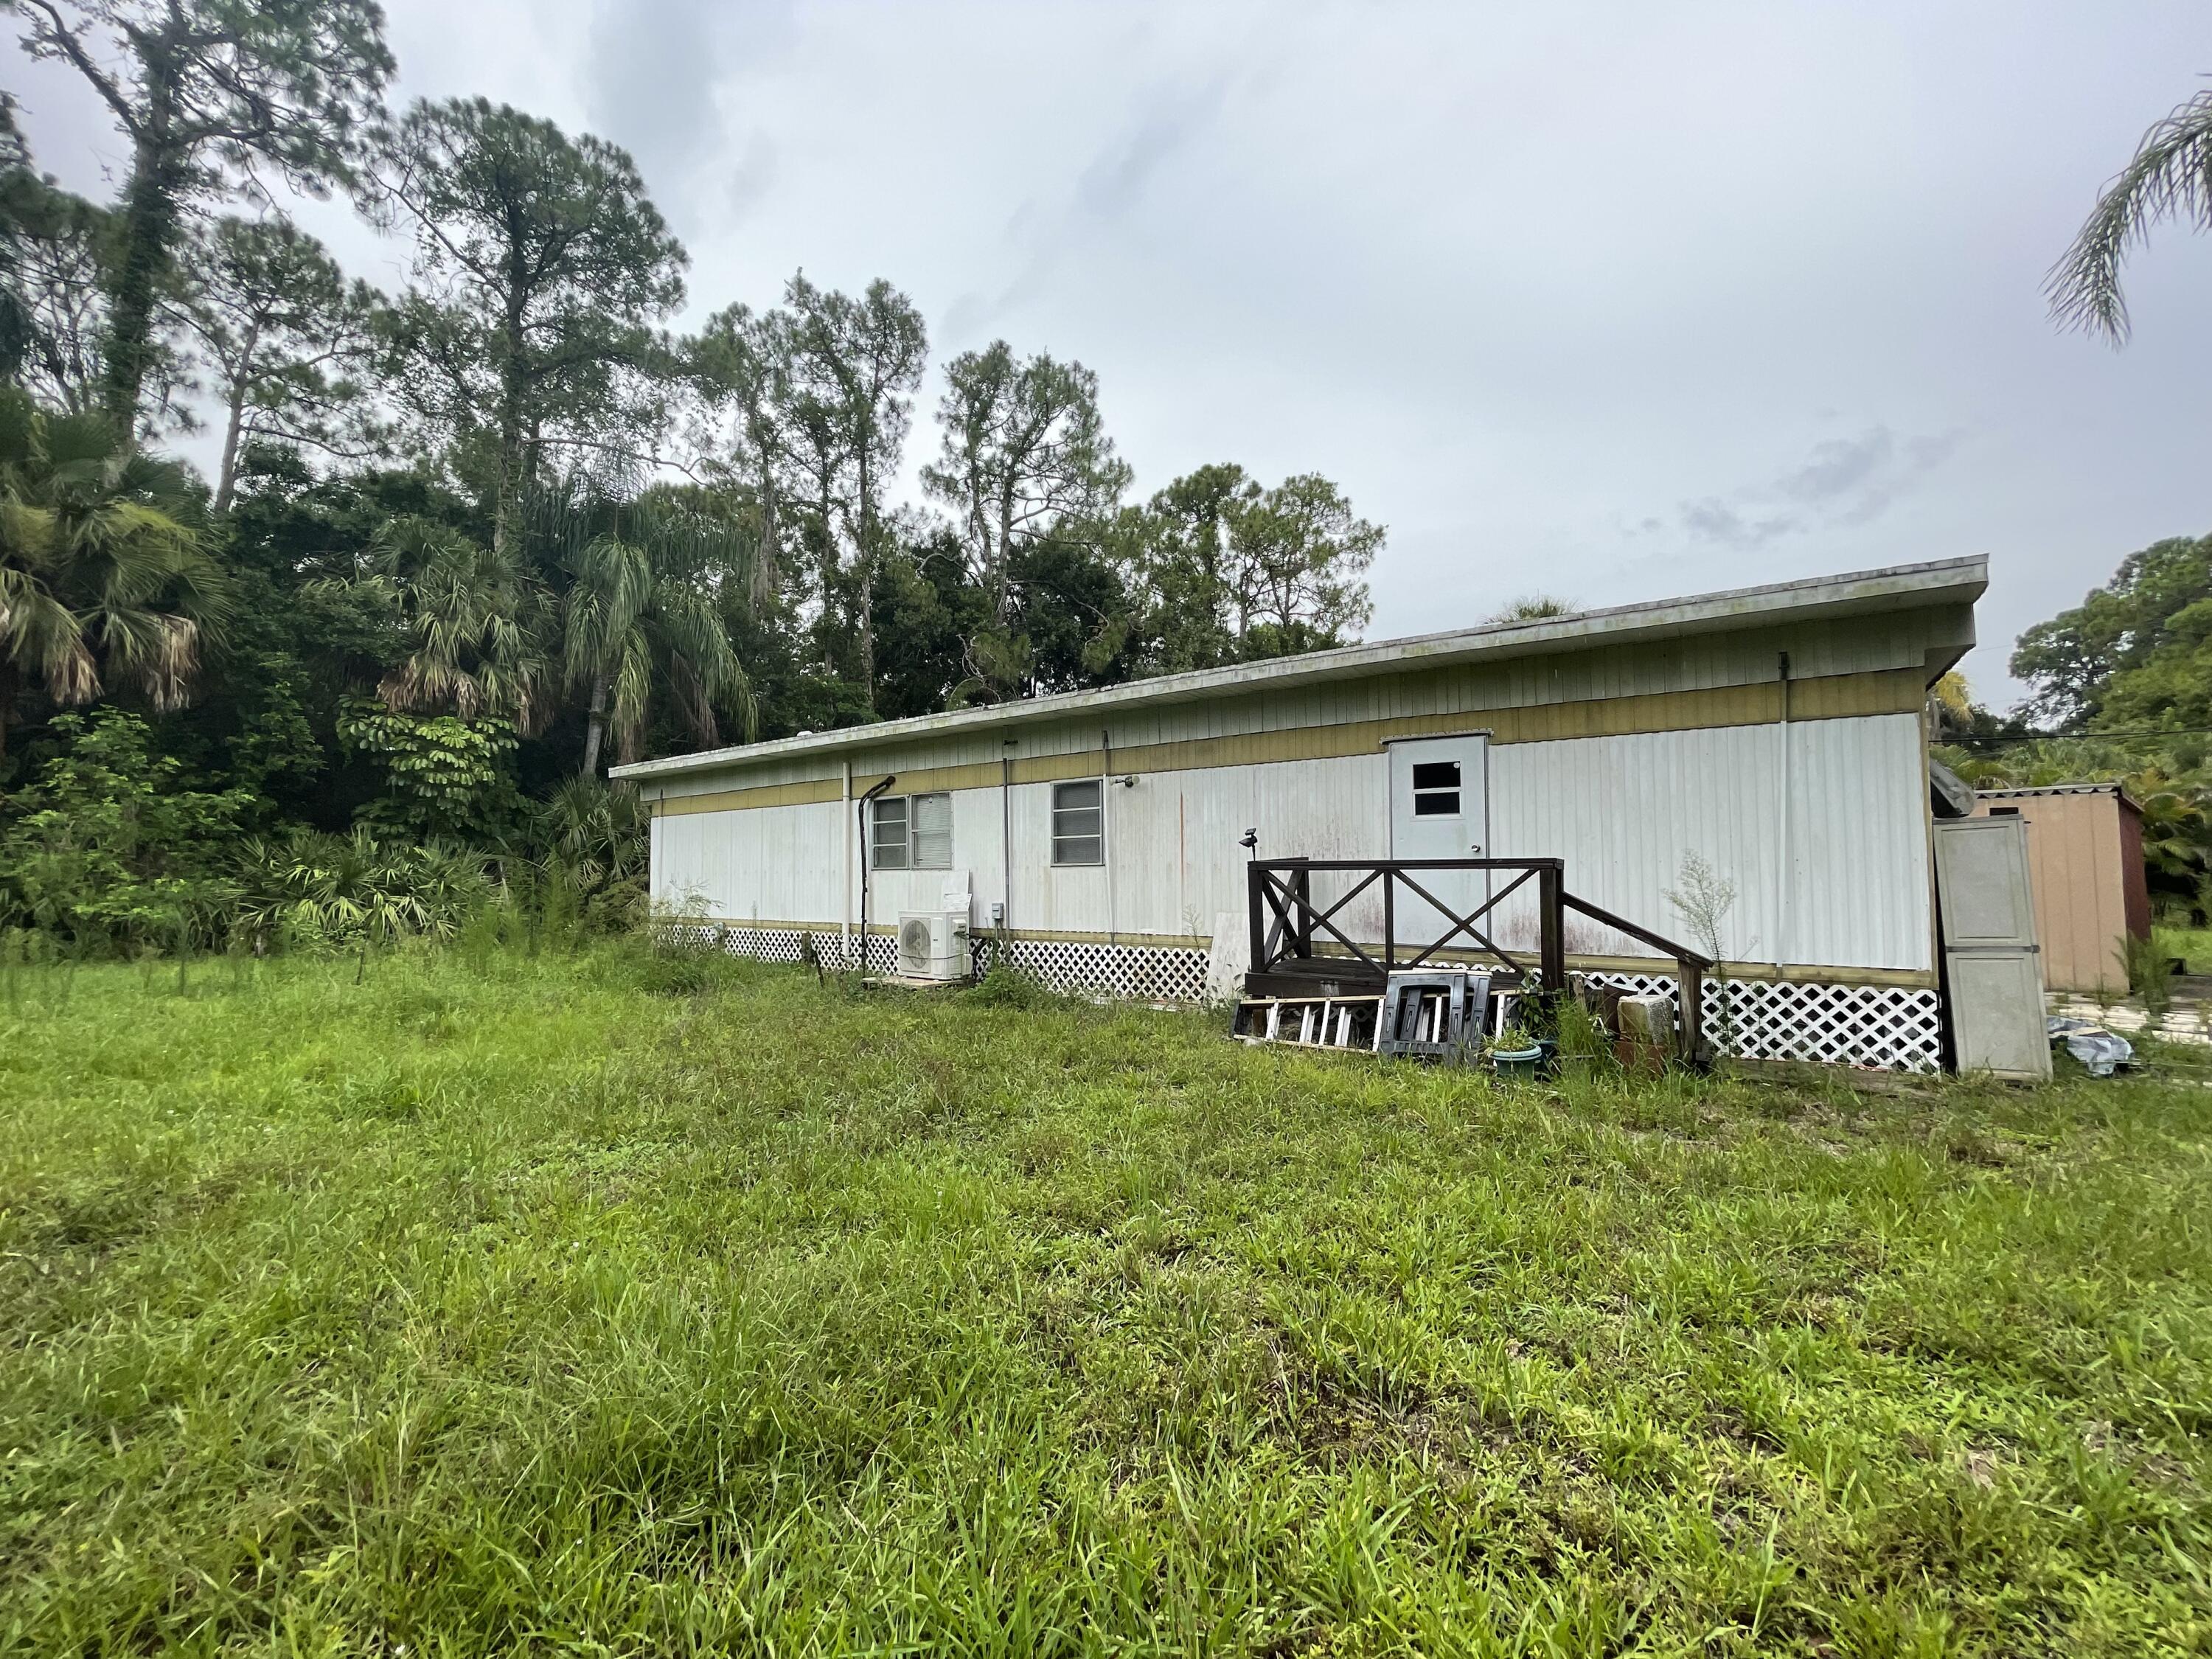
[870,796,909,869]
[912,793,953,869]
[872,793,952,870]
[1411,759,1461,817]
[1051,779,1104,866]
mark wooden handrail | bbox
[1243,856,1710,1067]
[1560,891,1714,971]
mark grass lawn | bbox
[2,946,2208,1656]
[2160,926,2212,978]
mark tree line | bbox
[1935,532,2212,922]
[0,0,1380,952]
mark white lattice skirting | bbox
[980,937,1211,1003]
[669,926,1938,1070]
[670,925,1210,1004]
[1582,970,1942,1074]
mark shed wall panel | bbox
[1967,792,2140,994]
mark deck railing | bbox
[1245,857,1714,1062]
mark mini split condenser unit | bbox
[897,910,972,980]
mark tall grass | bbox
[1,946,2208,1654]
[2122,929,2178,1026]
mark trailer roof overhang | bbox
[612,554,1986,782]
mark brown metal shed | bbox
[1968,785,2149,995]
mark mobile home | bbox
[613,557,1986,1070]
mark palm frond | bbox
[1,397,217,713]
[2048,86,2212,343]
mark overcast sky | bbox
[9,1,2211,708]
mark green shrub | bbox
[2122,929,2176,1026]
[1554,996,1619,1074]
[336,697,524,844]
[964,963,1047,1009]
[0,709,251,956]
[237,829,490,961]
[629,925,746,996]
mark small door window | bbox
[1411,759,1461,817]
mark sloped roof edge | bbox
[614,554,1987,781]
[1976,783,2137,807]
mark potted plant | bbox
[1491,1024,1543,1079]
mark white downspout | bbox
[1776,652,1792,974]
[841,759,854,969]
[1102,728,1118,951]
[1000,742,1015,941]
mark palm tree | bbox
[563,497,756,776]
[538,775,649,888]
[0,388,229,762]
[367,515,552,730]
[241,827,488,979]
[2048,83,2212,343]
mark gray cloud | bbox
[944,73,1230,343]
[584,0,796,237]
[585,0,717,196]
[1076,77,1228,219]
[1676,425,1964,549]
[13,1,2210,712]
[723,130,778,223]
[1677,498,1798,550]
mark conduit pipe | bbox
[1102,728,1117,950]
[856,773,895,975]
[1776,651,1792,973]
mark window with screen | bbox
[1052,779,1104,865]
[1411,759,1461,817]
[870,796,910,869]
[870,793,951,869]
[911,793,953,868]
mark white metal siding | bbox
[1000,755,1391,940]
[652,799,846,923]
[1489,714,1929,972]
[647,714,1931,974]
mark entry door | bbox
[1388,736,1490,957]
[1933,817,2050,1080]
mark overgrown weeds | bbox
[2123,928,2178,1026]
[962,961,1051,1008]
[1,947,2207,1654]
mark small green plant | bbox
[1554,997,1618,1075]
[632,919,743,997]
[1492,1023,1537,1054]
[235,829,492,977]
[1667,852,1749,1062]
[964,963,1048,1009]
[0,926,23,1012]
[2122,930,2176,1028]
[636,949,729,997]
